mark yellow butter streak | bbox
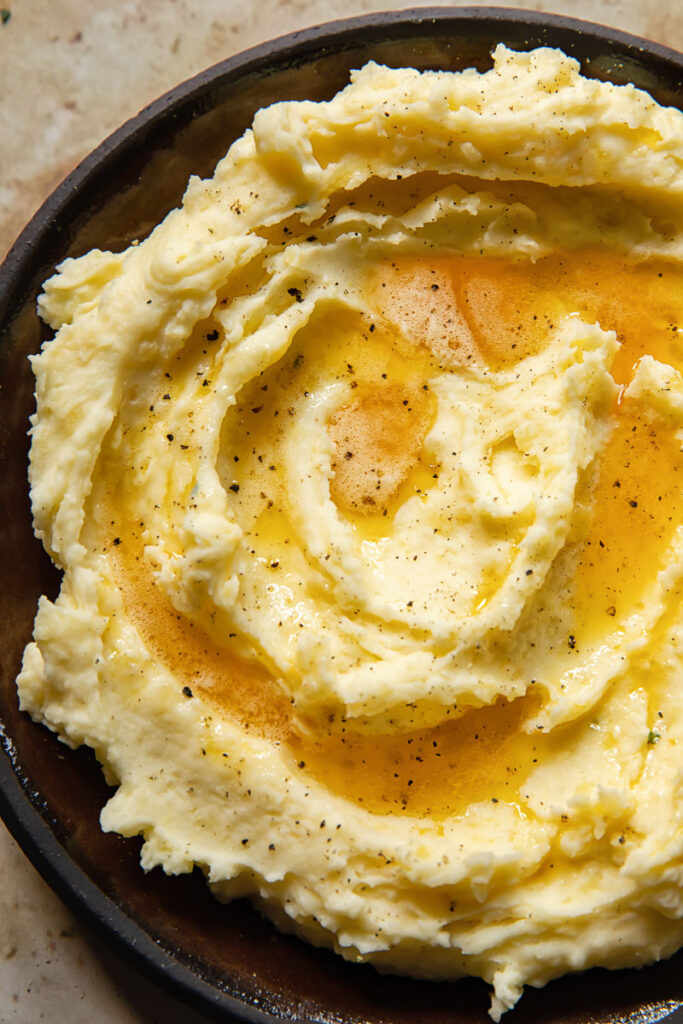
[98,246,683,820]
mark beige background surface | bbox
[2,1,683,1021]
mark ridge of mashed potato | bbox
[18,45,683,1018]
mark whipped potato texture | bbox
[19,45,683,1017]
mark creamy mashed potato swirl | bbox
[19,45,683,1018]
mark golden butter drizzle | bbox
[374,251,683,636]
[102,514,558,819]
[219,308,441,544]
[101,247,683,819]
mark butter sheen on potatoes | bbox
[19,46,683,1019]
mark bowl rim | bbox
[2,6,683,1023]
[2,3,683,317]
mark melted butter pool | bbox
[101,246,683,820]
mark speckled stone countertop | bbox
[2,1,683,1021]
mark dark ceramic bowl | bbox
[2,8,683,1024]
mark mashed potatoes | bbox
[18,45,683,1017]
